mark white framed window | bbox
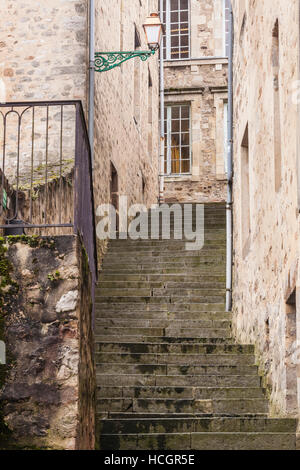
[223,0,231,57]
[164,104,191,175]
[161,0,190,60]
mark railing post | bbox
[74,103,81,235]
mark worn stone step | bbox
[95,342,253,355]
[98,432,296,451]
[96,352,254,367]
[95,303,226,314]
[98,274,226,283]
[105,251,226,260]
[98,417,297,435]
[109,235,226,247]
[96,311,231,321]
[102,257,226,266]
[97,386,264,400]
[101,268,226,276]
[96,288,226,298]
[97,374,261,388]
[96,363,259,376]
[95,319,231,329]
[107,245,226,254]
[96,397,269,415]
[97,281,225,290]
[95,327,231,338]
[95,335,235,344]
[96,296,226,305]
[101,269,226,276]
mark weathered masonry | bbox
[231,0,300,432]
[162,0,229,204]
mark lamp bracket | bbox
[94,50,156,73]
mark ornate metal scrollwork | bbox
[94,50,155,72]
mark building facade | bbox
[161,0,229,203]
[0,0,160,226]
[231,0,300,419]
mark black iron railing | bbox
[0,100,98,303]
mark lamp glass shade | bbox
[143,14,163,49]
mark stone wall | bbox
[93,0,160,216]
[0,0,88,104]
[0,235,95,449]
[231,0,300,417]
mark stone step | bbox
[101,267,226,275]
[96,397,269,415]
[101,268,226,275]
[102,257,226,266]
[95,303,226,313]
[98,274,226,283]
[97,386,265,400]
[95,336,235,344]
[109,235,226,247]
[96,353,255,366]
[98,431,296,451]
[95,319,231,329]
[98,416,297,435]
[96,311,231,321]
[97,281,225,290]
[107,245,226,253]
[95,327,231,338]
[97,374,261,388]
[96,288,226,298]
[96,363,259,376]
[95,342,253,355]
[96,297,226,305]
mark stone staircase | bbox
[95,203,297,450]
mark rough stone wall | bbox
[164,61,228,203]
[231,0,300,417]
[190,0,225,57]
[0,235,95,449]
[0,0,88,104]
[93,0,160,216]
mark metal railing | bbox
[0,100,98,300]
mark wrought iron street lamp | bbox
[94,13,163,73]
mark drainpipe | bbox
[159,0,165,203]
[88,0,95,166]
[226,2,234,312]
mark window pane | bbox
[172,120,180,132]
[171,35,179,47]
[181,35,189,47]
[171,134,180,146]
[171,12,179,22]
[181,119,189,132]
[181,106,189,118]
[180,10,188,22]
[181,160,190,173]
[181,147,190,159]
[181,133,190,145]
[172,107,180,119]
[180,0,189,10]
[171,48,180,58]
[179,22,189,33]
[170,0,178,10]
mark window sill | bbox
[164,174,192,182]
[164,57,229,67]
